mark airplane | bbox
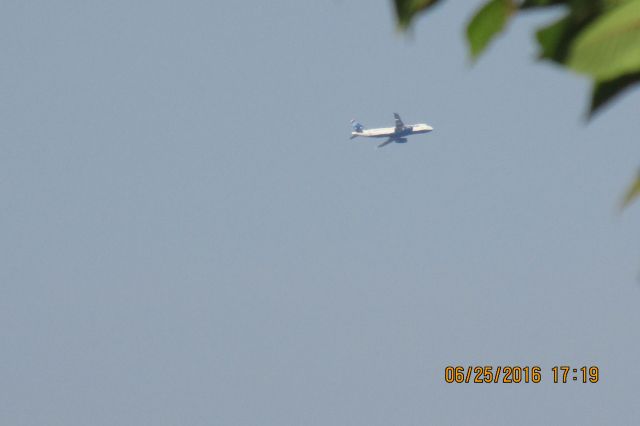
[350,113,433,148]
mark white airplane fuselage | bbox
[350,114,434,148]
[352,123,433,139]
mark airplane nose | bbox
[426,125,433,131]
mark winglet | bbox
[393,113,404,131]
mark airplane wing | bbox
[394,113,404,132]
[377,138,395,149]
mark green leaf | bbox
[520,0,567,10]
[466,0,516,61]
[621,170,640,209]
[536,16,573,61]
[534,1,605,63]
[604,0,635,10]
[394,0,441,29]
[567,0,640,80]
[589,71,640,117]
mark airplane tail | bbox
[350,119,364,139]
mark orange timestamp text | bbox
[444,365,599,384]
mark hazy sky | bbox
[3,1,640,424]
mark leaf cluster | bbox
[394,0,640,207]
[394,0,640,117]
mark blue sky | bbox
[3,1,640,424]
